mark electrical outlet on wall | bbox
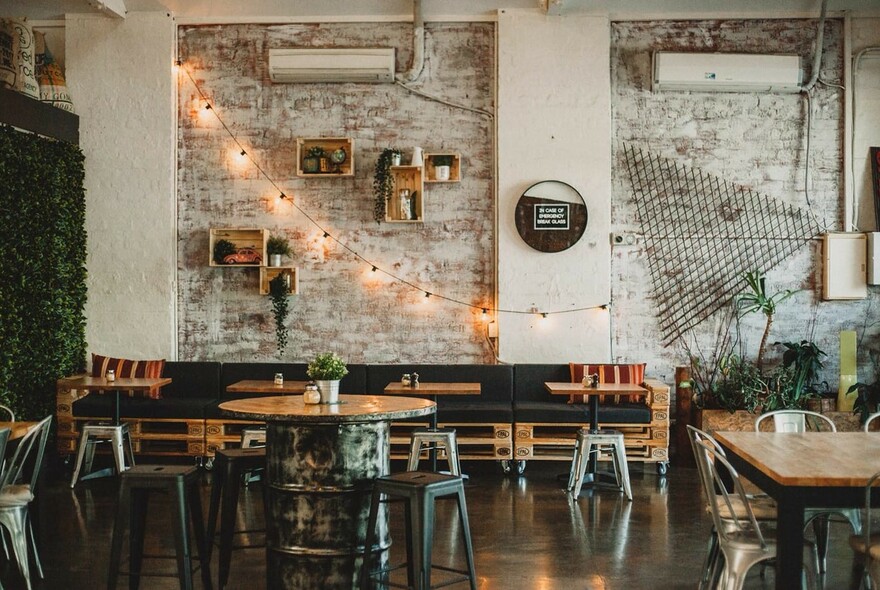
[610,232,641,247]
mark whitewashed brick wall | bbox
[610,19,880,388]
[177,22,495,363]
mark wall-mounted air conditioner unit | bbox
[652,52,803,93]
[268,48,395,83]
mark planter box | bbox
[696,408,861,433]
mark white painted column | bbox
[66,12,177,359]
[496,11,612,363]
[852,18,880,233]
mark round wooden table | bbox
[219,394,436,590]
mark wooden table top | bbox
[544,382,648,395]
[715,431,880,487]
[62,375,172,392]
[0,421,37,441]
[383,382,481,395]
[219,394,436,423]
[226,380,310,394]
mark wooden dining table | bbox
[715,431,880,588]
[225,379,309,395]
[62,375,172,424]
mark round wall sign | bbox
[514,180,588,253]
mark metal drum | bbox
[265,420,390,589]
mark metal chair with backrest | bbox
[0,405,14,422]
[864,412,880,432]
[0,415,52,590]
[754,409,862,573]
[693,436,816,590]
[849,470,880,589]
[687,425,778,589]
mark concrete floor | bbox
[6,458,867,589]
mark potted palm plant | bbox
[267,235,291,267]
[306,352,348,404]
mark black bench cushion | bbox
[513,364,571,403]
[162,361,221,400]
[438,401,513,423]
[513,402,650,424]
[219,362,368,399]
[72,393,212,419]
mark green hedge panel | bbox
[0,125,87,420]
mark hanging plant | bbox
[269,273,290,356]
[373,148,401,223]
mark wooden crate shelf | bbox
[386,166,425,223]
[260,267,299,295]
[296,137,354,177]
[210,228,267,267]
[424,152,461,183]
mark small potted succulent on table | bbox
[267,234,291,267]
[306,352,349,404]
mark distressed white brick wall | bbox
[853,18,880,235]
[610,19,880,388]
[177,22,495,363]
[496,11,612,363]
[67,12,177,360]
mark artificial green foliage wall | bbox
[0,125,87,420]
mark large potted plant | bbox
[373,148,401,223]
[267,234,290,267]
[307,352,348,404]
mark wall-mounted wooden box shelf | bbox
[296,137,354,177]
[260,267,299,295]
[386,166,424,223]
[209,228,267,267]
[424,152,461,183]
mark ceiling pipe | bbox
[801,0,827,92]
[396,0,425,84]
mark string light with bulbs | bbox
[177,60,611,319]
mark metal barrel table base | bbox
[266,421,391,589]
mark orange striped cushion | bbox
[568,363,646,404]
[91,353,166,399]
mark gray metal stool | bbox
[107,464,212,590]
[70,422,135,488]
[407,427,461,476]
[360,471,477,590]
[568,428,632,500]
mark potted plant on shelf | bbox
[267,235,291,267]
[268,273,290,356]
[213,239,236,265]
[303,146,325,174]
[373,148,401,223]
[307,352,348,404]
[432,155,454,181]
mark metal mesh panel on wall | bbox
[623,144,819,346]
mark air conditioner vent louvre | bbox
[269,48,396,84]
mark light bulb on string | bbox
[481,308,489,322]
[423,292,432,304]
[541,312,548,319]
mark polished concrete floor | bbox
[4,457,867,589]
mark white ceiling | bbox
[6,0,880,22]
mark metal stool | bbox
[239,426,266,448]
[568,428,632,500]
[361,471,477,590]
[407,427,461,476]
[70,422,135,488]
[107,464,212,590]
[206,447,267,589]
[239,426,266,484]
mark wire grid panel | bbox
[623,144,819,346]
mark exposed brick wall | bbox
[177,23,495,363]
[611,19,880,387]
